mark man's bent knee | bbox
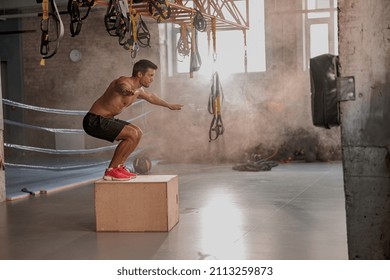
[116,124,142,141]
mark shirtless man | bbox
[83,59,183,180]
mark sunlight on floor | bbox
[198,190,248,259]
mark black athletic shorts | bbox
[83,112,130,142]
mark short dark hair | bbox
[132,59,158,77]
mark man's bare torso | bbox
[89,76,141,118]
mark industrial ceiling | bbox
[0,0,249,31]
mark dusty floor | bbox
[0,161,347,260]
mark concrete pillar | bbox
[338,0,390,259]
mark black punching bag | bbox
[310,54,340,129]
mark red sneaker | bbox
[118,165,137,178]
[103,167,133,181]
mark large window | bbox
[303,0,338,69]
[169,0,265,77]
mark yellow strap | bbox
[42,0,49,20]
[217,96,221,114]
[163,0,170,18]
[131,12,138,43]
[40,0,49,66]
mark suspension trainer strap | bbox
[177,24,191,61]
[208,17,223,141]
[40,0,64,64]
[208,72,224,142]
[117,0,130,47]
[68,0,82,36]
[148,0,171,23]
[104,0,119,36]
[127,11,151,58]
[67,0,95,37]
[136,15,151,48]
[129,10,139,58]
[40,0,50,58]
[104,0,127,38]
[190,25,202,77]
[104,0,135,51]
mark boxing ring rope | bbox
[3,99,88,115]
[4,119,84,134]
[5,143,116,154]
[3,99,146,115]
[2,98,153,170]
[4,111,153,134]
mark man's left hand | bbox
[168,104,184,110]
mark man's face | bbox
[139,68,155,88]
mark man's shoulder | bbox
[116,76,131,82]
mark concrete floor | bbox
[0,161,348,260]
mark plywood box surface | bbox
[95,175,179,232]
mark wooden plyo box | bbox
[95,175,179,232]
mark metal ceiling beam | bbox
[129,0,249,31]
[0,0,249,31]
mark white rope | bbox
[4,143,116,154]
[4,120,84,133]
[2,98,151,170]
[4,148,145,170]
[3,99,87,115]
[2,98,145,115]
[3,110,154,133]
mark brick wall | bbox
[11,0,341,164]
[20,8,160,151]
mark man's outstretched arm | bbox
[138,89,183,110]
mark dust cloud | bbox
[145,71,341,164]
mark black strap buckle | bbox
[68,0,94,37]
[209,115,224,142]
[40,19,50,55]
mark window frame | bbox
[167,0,266,77]
[302,0,338,70]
